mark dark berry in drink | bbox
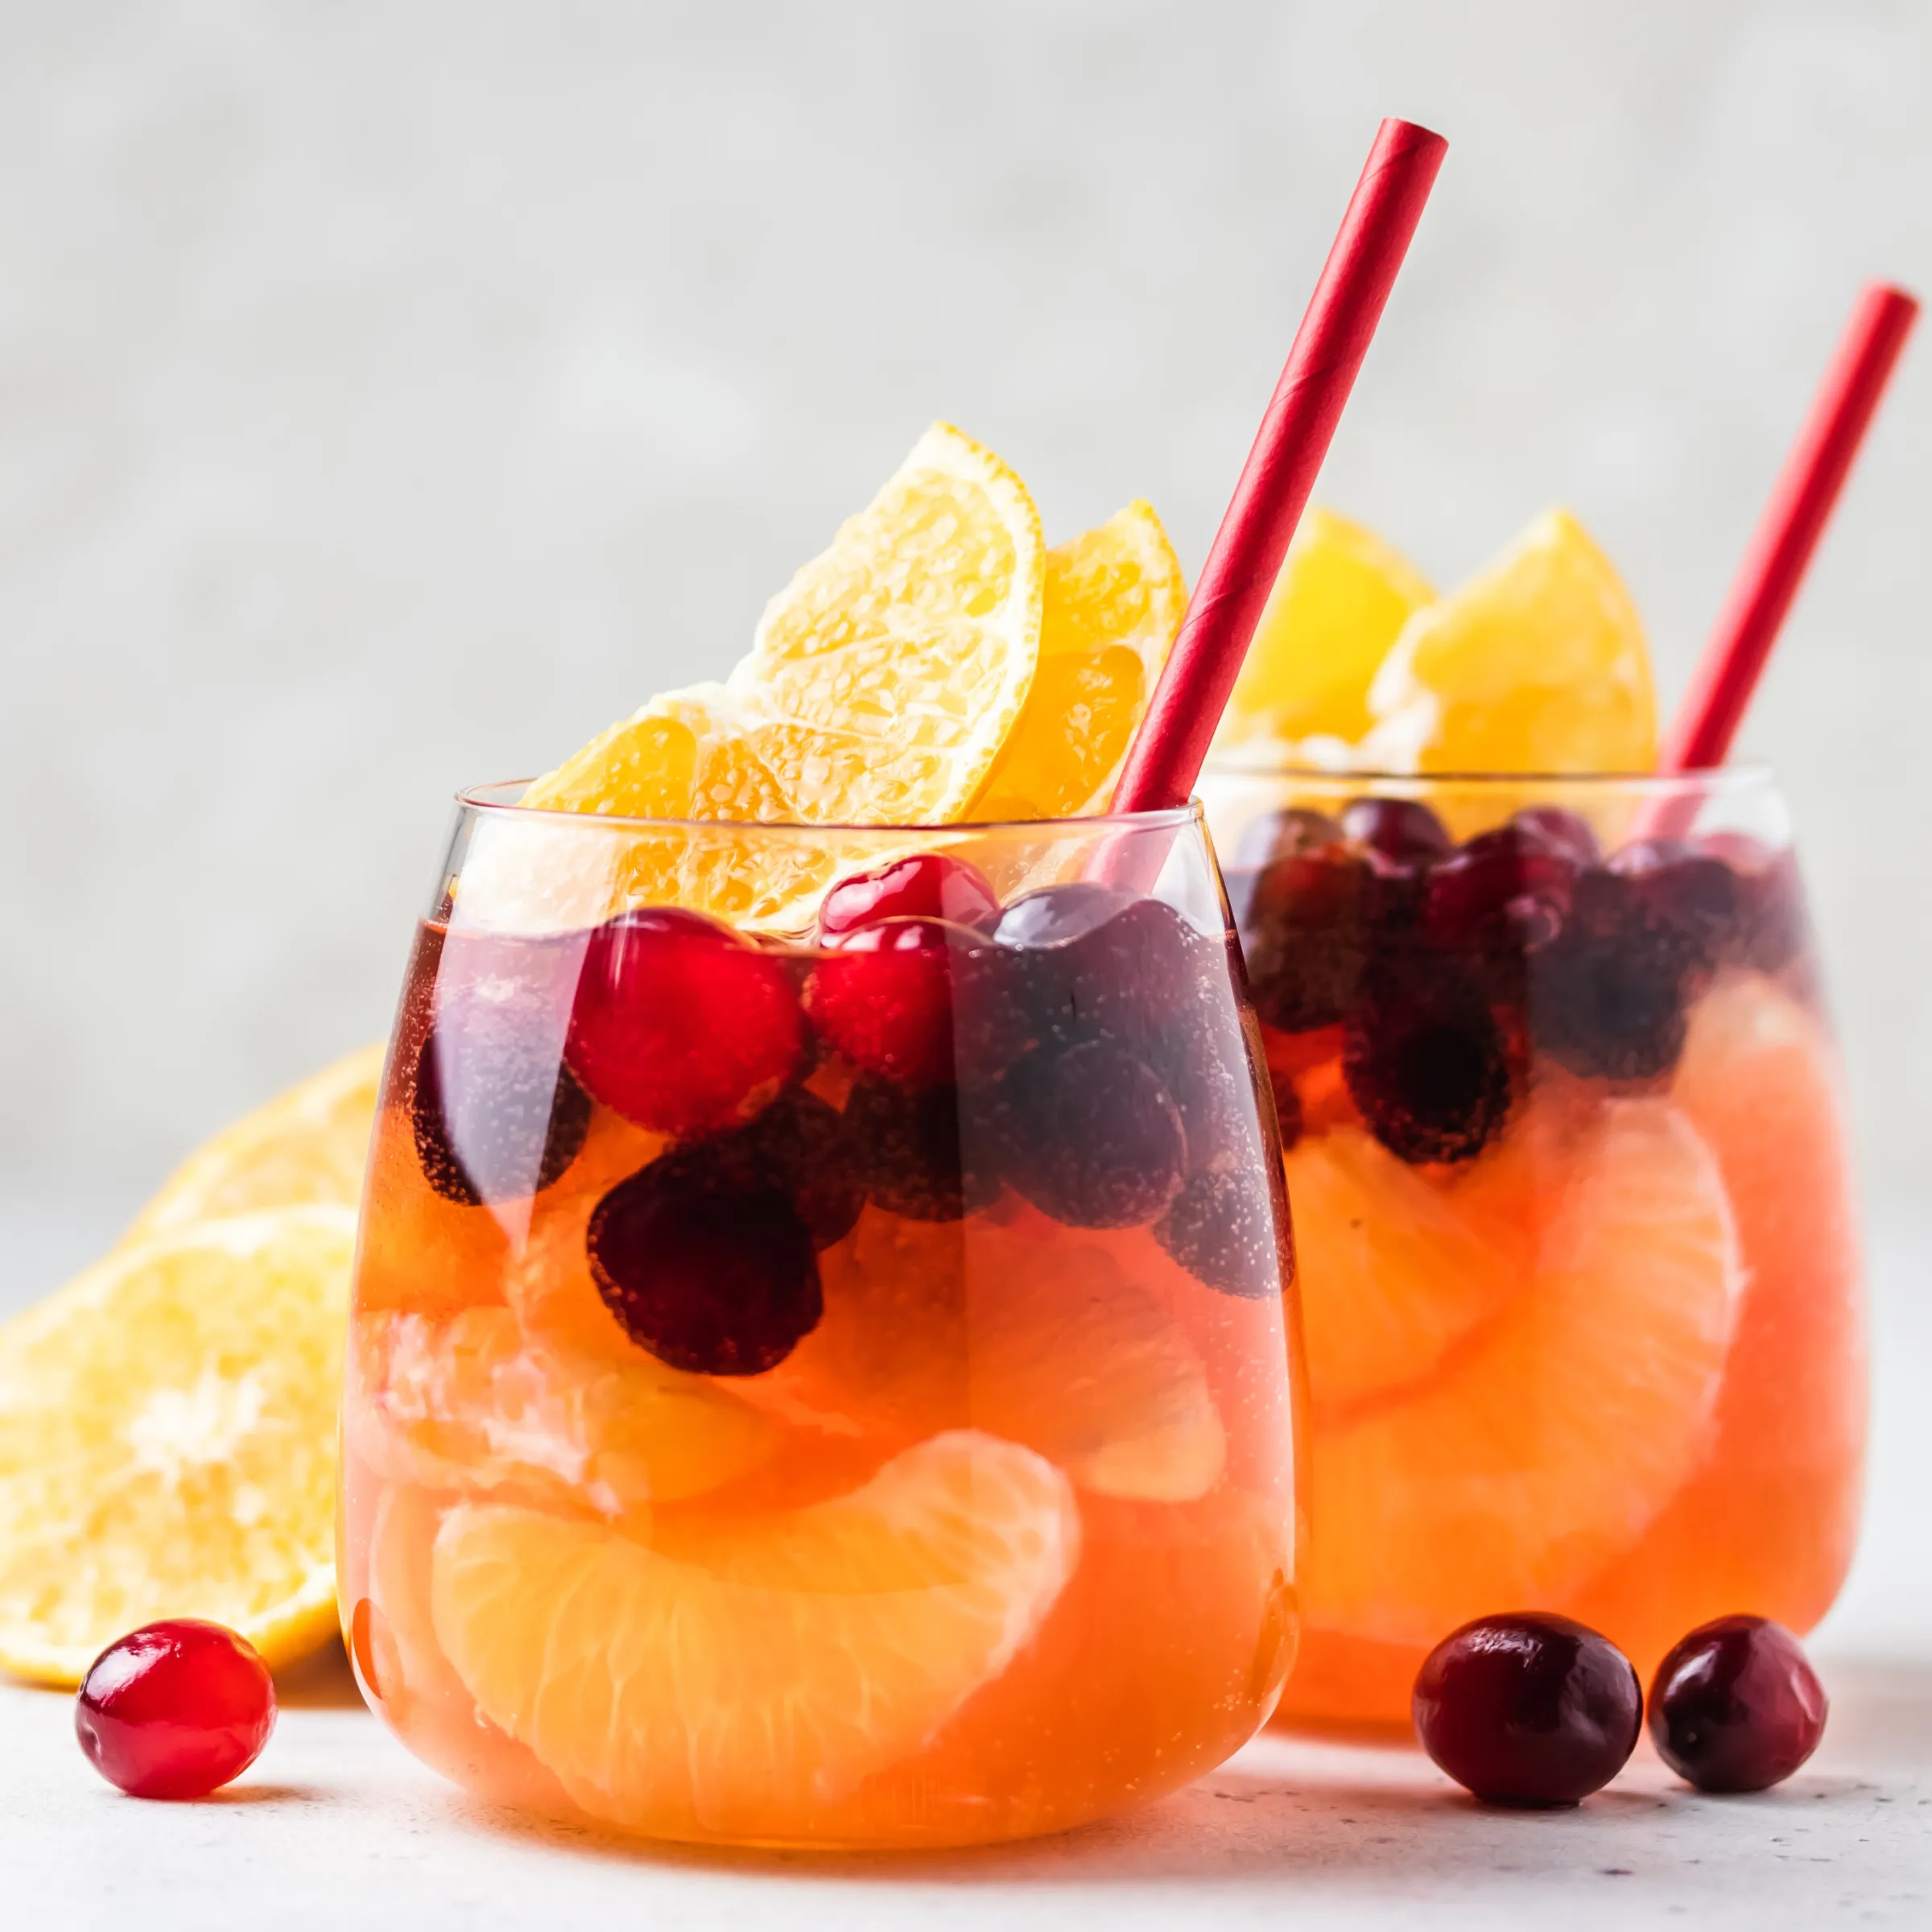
[1533,868,1700,1084]
[76,1620,276,1799]
[1512,806,1601,864]
[1242,844,1370,1034]
[566,907,806,1137]
[1648,1615,1827,1794]
[1413,1612,1642,1807]
[1699,833,1808,973]
[817,852,1000,941]
[1155,1164,1294,1299]
[1423,821,1578,964]
[1340,795,1452,866]
[413,1026,591,1208]
[587,1158,821,1375]
[847,1075,998,1223]
[1232,806,1344,872]
[665,1091,863,1252]
[807,917,969,1088]
[996,1038,1187,1229]
[1344,964,1513,1165]
[1610,840,1746,968]
[1142,986,1266,1175]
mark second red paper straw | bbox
[1113,117,1447,815]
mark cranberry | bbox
[1340,795,1452,865]
[1423,822,1578,962]
[671,1091,864,1251]
[1611,840,1747,967]
[847,1075,999,1223]
[566,908,806,1137]
[1513,806,1601,864]
[413,1028,590,1207]
[1344,964,1513,1165]
[1414,1612,1642,1807]
[1142,988,1265,1175]
[1648,1615,1828,1794]
[1242,844,1371,1034]
[817,852,1000,941]
[807,917,967,1088]
[1232,807,1345,872]
[1532,869,1700,1084]
[1155,1163,1294,1299]
[587,1158,821,1375]
[1699,834,1808,972]
[76,1620,275,1800]
[996,1038,1187,1229]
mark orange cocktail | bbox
[1207,763,1864,1728]
[339,801,1298,1846]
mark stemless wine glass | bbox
[338,786,1300,1848]
[1200,758,1865,1732]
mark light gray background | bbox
[2,0,1927,1250]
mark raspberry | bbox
[1532,869,1701,1083]
[1344,962,1513,1164]
[994,1038,1187,1229]
[76,1620,276,1800]
[675,1091,864,1251]
[807,917,967,1088]
[817,852,1000,940]
[566,908,805,1136]
[1340,795,1451,865]
[1154,1163,1294,1299]
[587,1157,820,1375]
[846,1075,999,1223]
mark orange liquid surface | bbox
[340,926,1299,1847]
[1269,962,1865,1729]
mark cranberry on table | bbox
[1414,1612,1642,1807]
[76,1620,276,1800]
[566,907,806,1137]
[1648,1614,1828,1794]
[817,852,1001,941]
[587,1158,821,1375]
[807,916,970,1088]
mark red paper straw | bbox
[1112,117,1447,815]
[1659,281,1919,774]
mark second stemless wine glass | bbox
[1202,758,1865,1732]
[338,790,1300,1847]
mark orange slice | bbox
[430,1430,1078,1834]
[349,1306,780,1515]
[1304,1096,1740,1645]
[125,1043,384,1241]
[1216,507,1433,752]
[1364,509,1654,774]
[0,1207,355,1683]
[970,500,1186,820]
[1286,1122,1530,1415]
[745,1209,1225,1502]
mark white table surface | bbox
[4,1201,1928,1929]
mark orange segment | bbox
[1216,507,1433,751]
[350,1306,779,1515]
[1364,509,1655,774]
[430,1430,1079,1835]
[972,500,1186,819]
[1286,1123,1530,1415]
[0,1208,355,1683]
[1304,1097,1740,1645]
[745,1209,1225,1502]
[126,1043,384,1241]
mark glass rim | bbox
[1200,752,1776,795]
[453,778,1204,838]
